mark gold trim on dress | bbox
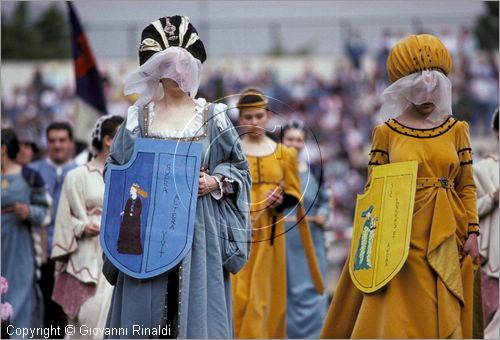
[385,116,457,138]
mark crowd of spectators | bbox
[198,27,499,237]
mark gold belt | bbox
[416,176,455,189]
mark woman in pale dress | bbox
[51,115,123,339]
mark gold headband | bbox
[237,90,269,110]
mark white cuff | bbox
[73,220,87,239]
[223,177,235,195]
[210,176,224,200]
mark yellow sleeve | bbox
[281,144,325,293]
[282,144,302,202]
[365,124,390,191]
[455,121,480,235]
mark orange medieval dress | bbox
[321,117,480,338]
[232,144,313,338]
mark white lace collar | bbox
[125,98,207,138]
[147,98,206,139]
[125,98,231,138]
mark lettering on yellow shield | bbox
[349,161,418,293]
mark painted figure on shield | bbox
[117,183,148,255]
[353,205,376,271]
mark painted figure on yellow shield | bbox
[353,205,376,271]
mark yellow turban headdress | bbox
[236,88,269,110]
[386,34,452,83]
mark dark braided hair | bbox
[91,116,124,151]
[1,128,20,160]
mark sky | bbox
[1,1,487,59]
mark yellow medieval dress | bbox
[232,144,316,338]
[321,117,480,338]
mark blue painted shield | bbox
[100,138,202,279]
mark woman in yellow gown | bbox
[231,88,323,338]
[321,34,481,339]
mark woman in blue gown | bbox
[282,121,331,339]
[102,16,251,339]
[1,129,50,332]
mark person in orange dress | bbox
[231,88,323,338]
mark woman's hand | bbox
[311,214,327,226]
[198,171,219,197]
[265,189,283,209]
[462,233,480,263]
[13,202,30,220]
[83,223,100,237]
[491,190,499,205]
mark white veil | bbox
[379,70,452,123]
[124,47,202,107]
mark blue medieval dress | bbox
[284,168,330,338]
[29,159,78,257]
[102,98,251,338]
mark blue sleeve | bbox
[22,167,51,227]
[209,106,252,274]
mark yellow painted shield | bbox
[349,161,418,293]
